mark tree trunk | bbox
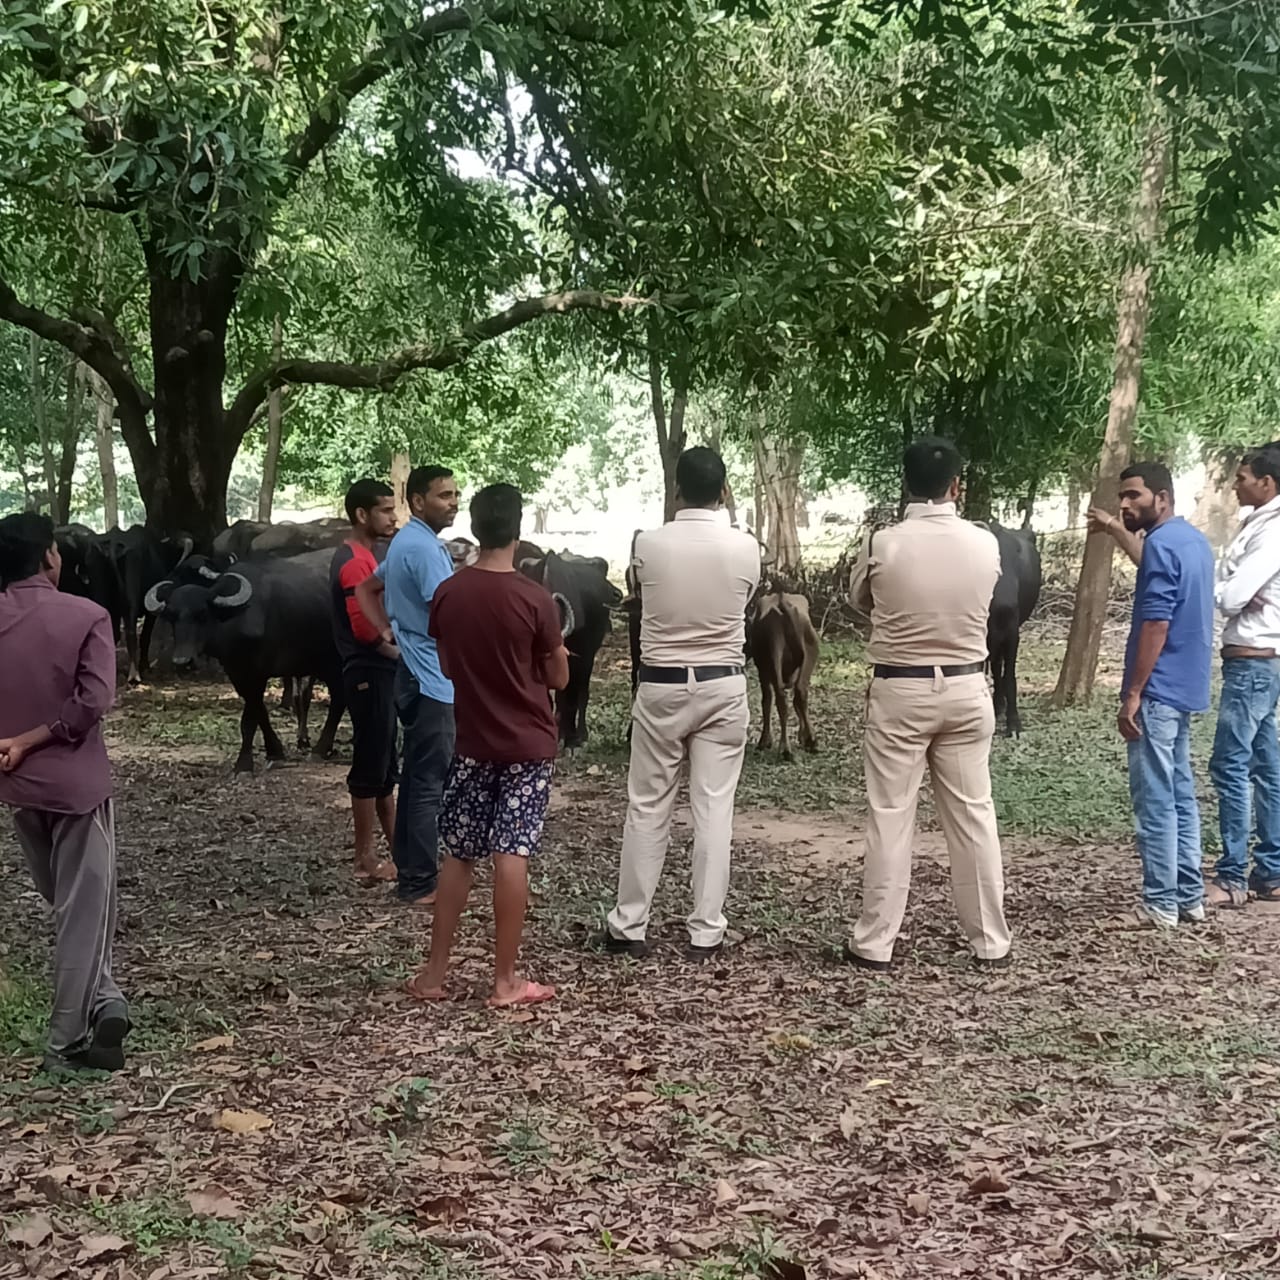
[391,451,411,526]
[648,316,688,522]
[1192,446,1239,550]
[134,255,240,546]
[964,464,994,523]
[705,426,738,525]
[752,414,804,573]
[534,505,549,535]
[257,314,283,521]
[29,334,56,515]
[90,368,119,531]
[753,452,764,539]
[55,359,84,524]
[1054,121,1169,708]
[1066,473,1082,529]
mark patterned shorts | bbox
[439,757,555,861]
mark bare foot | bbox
[487,979,556,1009]
[404,891,437,909]
[355,858,397,883]
[404,972,448,1002]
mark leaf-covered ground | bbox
[2,626,1279,1280]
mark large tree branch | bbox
[281,7,620,189]
[0,273,159,499]
[225,289,655,446]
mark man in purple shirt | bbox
[0,513,129,1073]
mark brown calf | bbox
[749,590,819,759]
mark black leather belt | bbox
[874,661,985,679]
[639,664,744,684]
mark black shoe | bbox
[93,999,131,1051]
[42,1041,125,1074]
[597,929,654,959]
[684,942,723,963]
[840,943,891,972]
[973,953,1012,969]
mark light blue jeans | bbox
[1127,697,1204,916]
[1209,658,1280,892]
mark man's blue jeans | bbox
[1208,657,1280,892]
[392,664,456,902]
[1127,697,1204,917]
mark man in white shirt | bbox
[602,447,761,960]
[1207,443,1280,907]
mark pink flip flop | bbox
[487,981,556,1009]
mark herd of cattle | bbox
[50,516,1041,772]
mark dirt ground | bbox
[3,633,1280,1280]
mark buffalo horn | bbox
[143,580,173,613]
[552,591,575,638]
[211,572,253,609]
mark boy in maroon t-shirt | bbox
[408,484,568,1007]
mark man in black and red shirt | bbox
[330,479,401,881]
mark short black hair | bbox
[1244,442,1280,488]
[406,465,453,502]
[470,483,522,549]
[1119,460,1174,501]
[0,512,55,589]
[344,478,394,524]
[903,435,964,500]
[675,446,726,507]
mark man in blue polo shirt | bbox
[357,465,460,905]
[1091,460,1214,928]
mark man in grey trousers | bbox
[0,512,129,1073]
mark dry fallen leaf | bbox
[415,1195,465,1223]
[187,1185,243,1219]
[213,1108,273,1135]
[622,1056,649,1074]
[439,1158,476,1175]
[838,1103,858,1140]
[15,1122,49,1137]
[714,1178,739,1206]
[767,1032,815,1051]
[906,1192,931,1218]
[76,1233,130,1261]
[1136,1221,1176,1245]
[619,1090,658,1107]
[7,1215,53,1248]
[193,1034,235,1053]
[967,1168,1011,1196]
[864,1078,891,1090]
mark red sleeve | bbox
[339,555,381,646]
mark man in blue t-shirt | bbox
[1091,461,1214,928]
[356,465,460,906]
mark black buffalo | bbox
[987,523,1042,737]
[56,524,192,685]
[518,547,620,750]
[144,549,345,772]
[213,517,349,559]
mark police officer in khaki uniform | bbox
[602,447,761,961]
[846,437,1011,969]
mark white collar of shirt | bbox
[674,508,721,524]
[1240,494,1280,526]
[904,501,956,519]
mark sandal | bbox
[404,974,448,1002]
[487,980,556,1009]
[1206,879,1249,909]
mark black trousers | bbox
[343,665,399,800]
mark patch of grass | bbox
[497,1117,552,1171]
[987,1013,1280,1082]
[0,963,46,1058]
[88,1196,256,1267]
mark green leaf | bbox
[66,86,87,109]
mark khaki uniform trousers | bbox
[608,674,749,948]
[852,673,1010,963]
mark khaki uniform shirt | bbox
[632,509,761,666]
[850,502,999,665]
